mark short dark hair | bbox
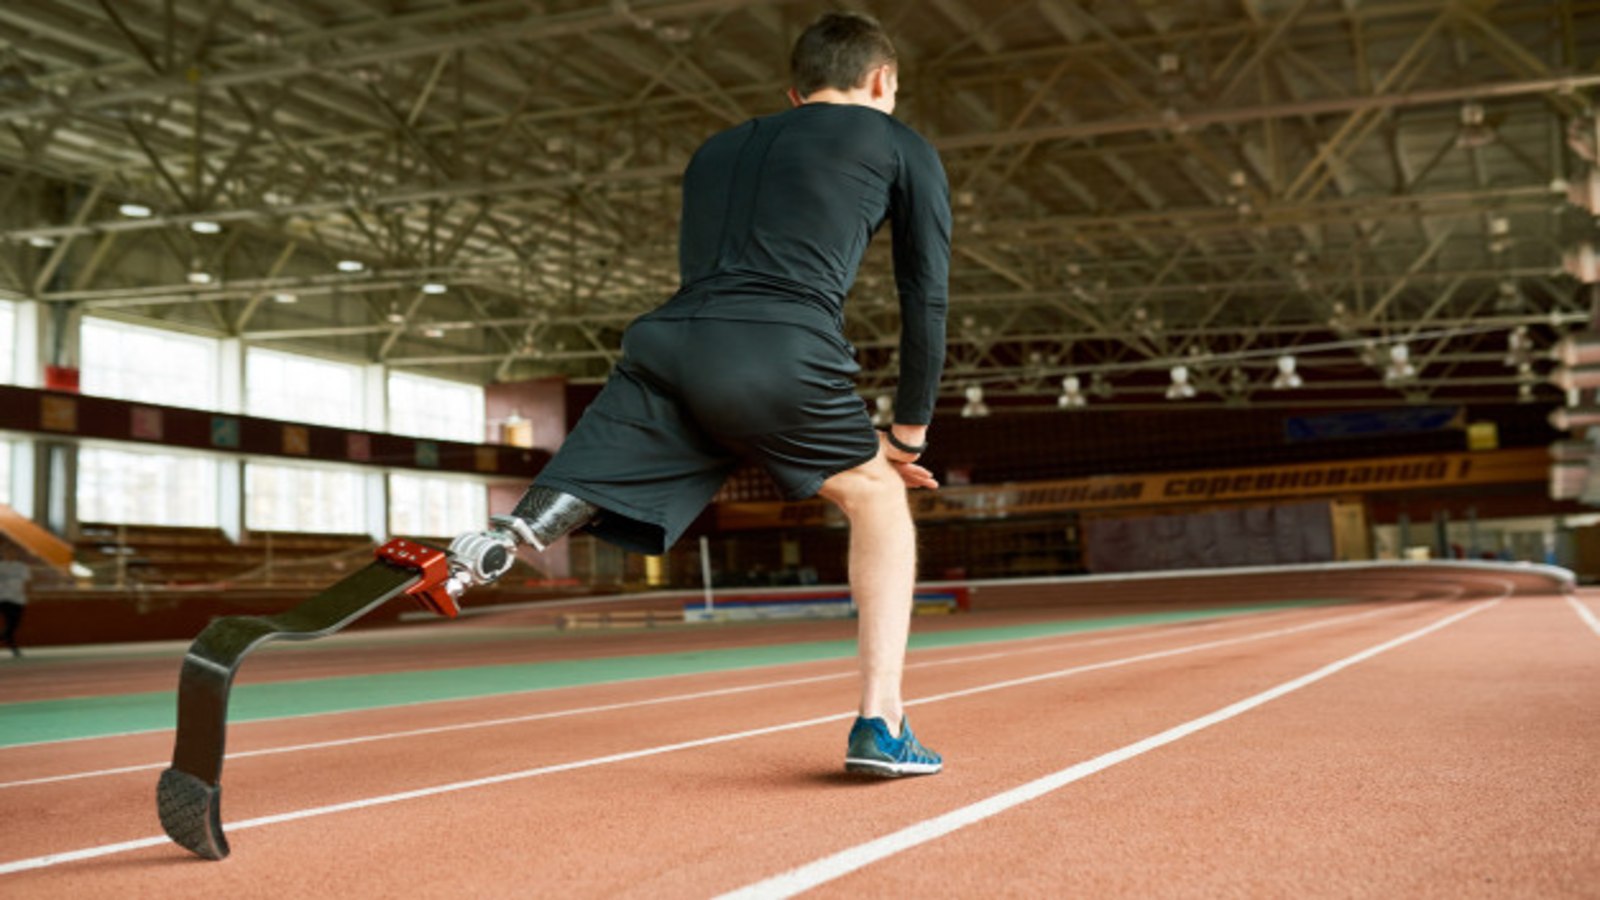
[789,12,897,97]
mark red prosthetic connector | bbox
[375,538,460,618]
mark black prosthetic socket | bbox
[511,485,600,549]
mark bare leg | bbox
[819,450,917,733]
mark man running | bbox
[464,11,950,776]
[0,546,31,658]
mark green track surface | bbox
[0,599,1343,747]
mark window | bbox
[389,473,487,538]
[246,347,365,429]
[80,317,220,411]
[388,371,485,443]
[0,300,14,385]
[78,445,217,526]
[245,462,364,534]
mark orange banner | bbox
[715,447,1551,531]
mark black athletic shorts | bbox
[533,316,880,555]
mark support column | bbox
[34,440,76,538]
[43,302,81,380]
[362,365,389,541]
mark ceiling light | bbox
[118,203,152,218]
[1505,326,1533,368]
[1155,53,1186,96]
[336,259,364,273]
[1495,279,1524,312]
[1166,365,1196,400]
[423,326,445,339]
[190,220,222,234]
[871,394,893,427]
[272,292,297,304]
[250,11,283,48]
[1516,363,1540,404]
[1456,102,1496,149]
[1384,343,1416,385]
[186,270,214,285]
[26,235,56,248]
[961,385,990,419]
[1089,373,1113,399]
[1057,376,1086,409]
[1272,355,1303,390]
[421,282,448,295]
[654,23,692,43]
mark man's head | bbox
[788,12,898,113]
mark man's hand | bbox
[879,424,938,490]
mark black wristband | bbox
[876,424,928,455]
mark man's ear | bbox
[869,65,892,99]
[786,87,804,107]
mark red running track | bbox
[0,564,1596,897]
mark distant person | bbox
[0,547,30,658]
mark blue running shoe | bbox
[844,716,943,777]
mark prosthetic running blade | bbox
[157,539,459,860]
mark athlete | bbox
[465,12,950,776]
[0,545,30,658]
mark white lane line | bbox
[716,597,1502,900]
[1566,595,1600,638]
[0,602,1362,786]
[0,601,1405,875]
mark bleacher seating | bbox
[74,524,375,588]
[234,530,378,588]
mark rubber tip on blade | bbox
[158,768,229,860]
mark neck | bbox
[799,88,876,108]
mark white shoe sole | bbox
[844,756,943,777]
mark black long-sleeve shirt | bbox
[647,102,951,425]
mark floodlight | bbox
[1384,343,1416,385]
[1272,355,1303,390]
[1058,376,1086,409]
[1166,365,1196,400]
[961,385,990,418]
